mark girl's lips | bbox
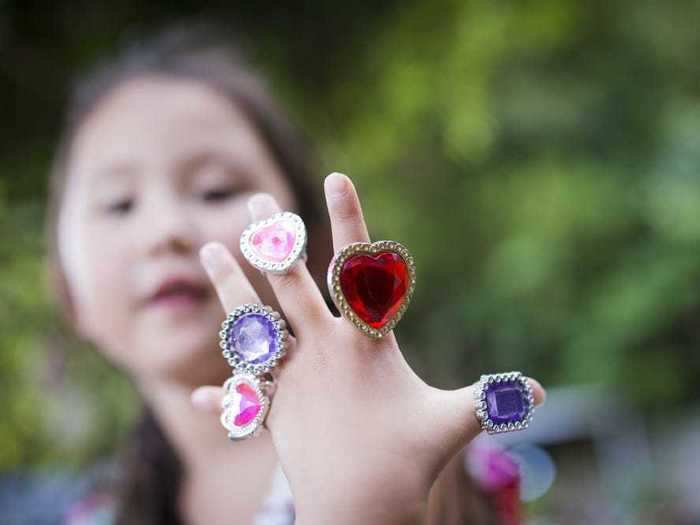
[150,291,206,308]
[146,277,211,310]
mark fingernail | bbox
[191,388,209,408]
[199,242,227,275]
[247,193,277,220]
[325,172,349,199]
[528,378,547,406]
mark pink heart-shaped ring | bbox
[220,373,272,440]
[240,211,307,274]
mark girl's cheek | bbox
[59,215,139,372]
[201,199,251,252]
[72,221,136,353]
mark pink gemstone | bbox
[251,220,296,262]
[231,382,262,427]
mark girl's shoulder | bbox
[63,461,119,525]
[0,460,118,525]
[64,483,117,525]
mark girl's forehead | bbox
[69,76,267,177]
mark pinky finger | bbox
[191,386,225,414]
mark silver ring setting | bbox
[240,211,307,274]
[474,371,535,434]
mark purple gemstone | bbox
[485,381,528,425]
[229,313,278,364]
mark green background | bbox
[0,2,698,515]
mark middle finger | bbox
[246,193,333,331]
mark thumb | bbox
[433,375,546,457]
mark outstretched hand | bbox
[193,172,545,524]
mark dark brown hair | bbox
[46,24,499,525]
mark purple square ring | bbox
[473,372,535,434]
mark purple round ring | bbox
[219,303,289,377]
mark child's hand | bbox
[193,172,545,524]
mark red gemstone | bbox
[339,251,410,329]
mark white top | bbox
[63,461,295,525]
[253,462,295,525]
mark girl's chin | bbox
[137,302,223,348]
[130,331,228,384]
[136,350,229,387]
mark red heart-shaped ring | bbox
[327,240,416,338]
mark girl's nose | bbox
[143,193,200,257]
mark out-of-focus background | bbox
[1,2,699,524]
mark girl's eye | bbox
[105,198,134,215]
[202,187,236,203]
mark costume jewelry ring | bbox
[220,373,274,441]
[240,211,307,274]
[218,303,289,440]
[473,371,536,434]
[327,240,416,338]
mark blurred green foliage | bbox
[1,0,699,468]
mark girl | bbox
[46,26,544,524]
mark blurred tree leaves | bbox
[1,0,700,467]
[305,0,700,405]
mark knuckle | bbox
[220,271,239,294]
[307,346,328,375]
[270,270,299,295]
[216,269,258,312]
[268,268,329,323]
[335,200,361,224]
[207,259,232,283]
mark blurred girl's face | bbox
[58,77,295,385]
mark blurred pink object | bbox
[467,441,522,525]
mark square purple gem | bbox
[485,381,528,425]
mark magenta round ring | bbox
[473,372,535,434]
[240,211,307,274]
[219,303,289,377]
[220,373,274,441]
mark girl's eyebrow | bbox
[176,149,250,179]
[89,159,139,186]
[85,150,252,191]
